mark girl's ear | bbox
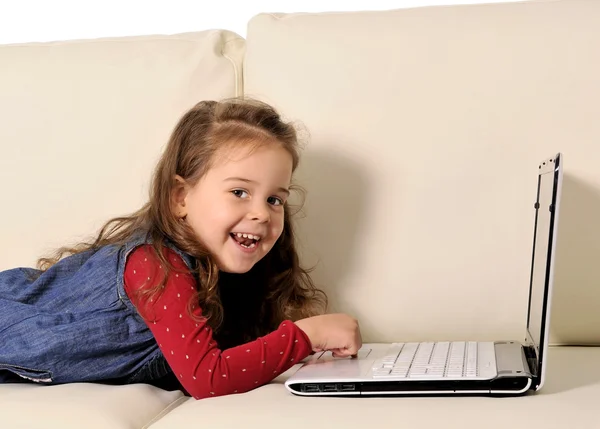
[171,175,189,218]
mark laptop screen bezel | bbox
[524,152,562,390]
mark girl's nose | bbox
[248,202,270,223]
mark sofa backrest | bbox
[244,0,600,346]
[0,31,245,270]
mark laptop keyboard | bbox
[372,341,479,379]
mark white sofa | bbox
[2,1,600,427]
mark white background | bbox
[0,0,523,44]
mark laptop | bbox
[286,152,563,397]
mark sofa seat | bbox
[3,346,596,428]
[150,345,599,429]
[0,382,185,429]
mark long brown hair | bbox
[37,97,327,345]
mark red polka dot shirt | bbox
[123,245,312,399]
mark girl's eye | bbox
[268,196,284,206]
[231,189,249,199]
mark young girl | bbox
[0,97,362,399]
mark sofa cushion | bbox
[148,346,600,429]
[0,30,244,271]
[243,0,600,346]
[0,382,186,429]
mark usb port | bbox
[323,384,337,392]
[304,384,319,392]
[341,384,355,391]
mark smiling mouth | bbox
[230,232,261,249]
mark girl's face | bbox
[174,142,293,273]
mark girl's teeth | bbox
[234,233,260,240]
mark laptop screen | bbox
[526,154,561,378]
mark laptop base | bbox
[290,375,533,397]
[286,341,536,397]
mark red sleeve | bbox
[123,245,312,399]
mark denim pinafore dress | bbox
[0,232,195,388]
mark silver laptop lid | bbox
[525,153,563,390]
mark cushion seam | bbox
[141,396,189,429]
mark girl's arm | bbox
[123,245,312,399]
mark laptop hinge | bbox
[522,344,538,378]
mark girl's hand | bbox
[295,313,362,358]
